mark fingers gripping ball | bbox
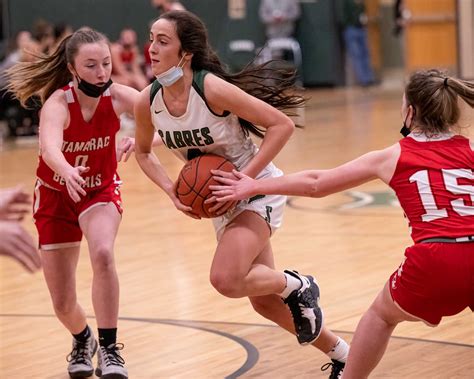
[176,154,236,218]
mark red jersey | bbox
[390,135,474,243]
[36,83,121,193]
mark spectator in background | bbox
[151,0,186,13]
[0,186,41,273]
[0,31,40,137]
[111,27,148,90]
[31,19,54,54]
[259,0,301,40]
[341,0,375,87]
[51,23,74,52]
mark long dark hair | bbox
[406,69,474,136]
[160,10,306,138]
[6,27,108,106]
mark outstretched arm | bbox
[211,145,400,201]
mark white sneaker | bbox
[95,343,128,379]
[67,330,98,378]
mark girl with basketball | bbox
[134,10,349,378]
[6,27,136,379]
[211,69,474,377]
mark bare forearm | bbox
[241,123,293,178]
[253,171,322,197]
[41,148,74,177]
[135,152,174,196]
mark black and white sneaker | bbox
[321,359,345,379]
[95,343,128,379]
[67,332,98,378]
[283,269,323,345]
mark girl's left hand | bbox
[117,136,135,162]
[209,169,256,202]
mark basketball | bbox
[175,154,236,218]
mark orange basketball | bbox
[175,154,236,218]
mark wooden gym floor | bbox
[0,84,473,378]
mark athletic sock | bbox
[327,337,349,363]
[98,328,117,347]
[278,272,302,299]
[72,325,91,343]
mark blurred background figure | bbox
[341,0,375,87]
[0,186,41,273]
[0,30,40,138]
[151,0,185,13]
[111,27,148,90]
[51,23,74,52]
[259,0,300,40]
[258,0,302,78]
[31,18,54,54]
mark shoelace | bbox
[299,286,316,308]
[284,292,304,326]
[321,360,345,379]
[102,343,125,367]
[67,340,89,365]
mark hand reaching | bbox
[210,169,256,202]
[0,186,31,221]
[64,166,89,203]
[117,136,135,162]
[0,220,41,273]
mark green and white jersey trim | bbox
[150,70,258,170]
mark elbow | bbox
[283,119,295,139]
[307,183,323,198]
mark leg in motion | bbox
[41,247,98,378]
[80,203,127,379]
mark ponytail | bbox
[5,27,109,107]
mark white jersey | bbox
[150,70,266,170]
[149,70,286,238]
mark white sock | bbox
[278,272,302,299]
[327,337,349,363]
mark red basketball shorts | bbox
[389,242,474,326]
[33,180,123,250]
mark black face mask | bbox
[400,108,414,137]
[76,76,113,98]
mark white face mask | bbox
[155,55,186,87]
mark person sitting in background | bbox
[259,0,301,40]
[341,0,375,87]
[0,186,41,273]
[258,0,301,64]
[111,27,148,90]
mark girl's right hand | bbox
[64,166,89,203]
[170,181,201,219]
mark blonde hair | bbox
[6,27,109,107]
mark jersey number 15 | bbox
[410,168,474,222]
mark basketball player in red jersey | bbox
[6,27,137,379]
[211,69,474,377]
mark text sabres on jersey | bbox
[157,127,214,149]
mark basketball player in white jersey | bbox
[134,10,348,378]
